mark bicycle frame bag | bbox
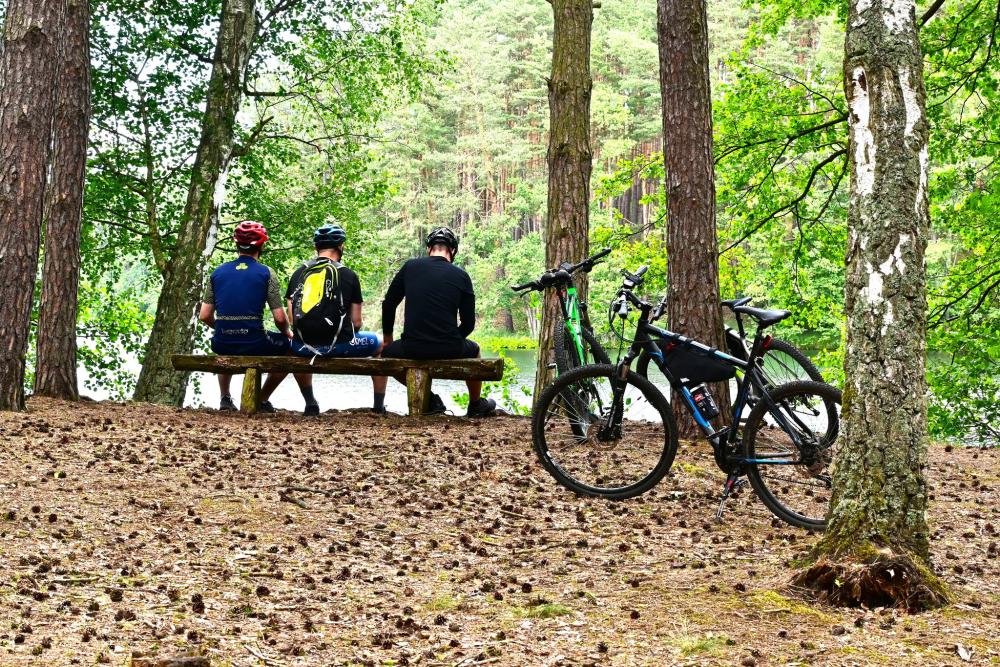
[660,341,736,386]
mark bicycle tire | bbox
[741,380,841,530]
[554,326,610,374]
[760,338,825,385]
[532,364,678,499]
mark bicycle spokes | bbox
[539,371,670,493]
[744,382,841,529]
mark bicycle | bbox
[511,247,614,374]
[636,296,825,399]
[531,265,842,530]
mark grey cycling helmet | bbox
[314,224,347,249]
[425,226,459,253]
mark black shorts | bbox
[382,338,480,360]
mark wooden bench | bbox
[171,355,504,416]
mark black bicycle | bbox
[512,247,613,374]
[532,266,841,530]
[636,296,825,397]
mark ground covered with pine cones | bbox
[0,397,997,666]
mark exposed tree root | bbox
[793,550,950,612]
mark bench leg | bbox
[241,368,261,415]
[406,368,431,416]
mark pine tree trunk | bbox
[533,0,594,402]
[133,0,256,405]
[794,0,947,611]
[34,0,90,401]
[0,0,66,411]
[656,0,728,437]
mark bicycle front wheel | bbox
[532,364,678,499]
[742,380,841,530]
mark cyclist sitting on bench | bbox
[258,224,383,415]
[376,227,496,418]
[198,221,292,411]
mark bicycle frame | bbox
[557,283,591,366]
[611,304,810,471]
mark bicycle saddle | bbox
[721,297,752,309]
[733,305,791,328]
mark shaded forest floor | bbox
[1,398,997,666]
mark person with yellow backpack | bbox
[257,224,382,415]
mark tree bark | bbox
[133,0,256,405]
[0,0,66,411]
[794,0,947,611]
[34,0,90,401]
[534,0,593,401]
[656,0,728,437]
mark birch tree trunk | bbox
[795,0,948,611]
[34,0,90,401]
[133,0,256,405]
[656,0,728,436]
[533,0,593,402]
[0,0,65,411]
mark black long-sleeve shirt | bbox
[382,256,476,344]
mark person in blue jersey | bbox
[258,224,382,415]
[377,226,496,418]
[198,221,300,411]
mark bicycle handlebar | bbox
[510,247,612,294]
[565,246,612,274]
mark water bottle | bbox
[690,383,720,419]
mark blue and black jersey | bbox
[203,255,283,344]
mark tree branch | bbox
[715,114,847,164]
[920,0,947,26]
[720,148,847,255]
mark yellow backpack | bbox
[291,259,346,345]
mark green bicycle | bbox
[512,247,613,374]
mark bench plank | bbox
[171,355,504,381]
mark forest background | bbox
[16,0,1000,444]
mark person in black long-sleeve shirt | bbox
[375,227,496,417]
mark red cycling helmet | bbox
[233,221,269,249]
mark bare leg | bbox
[465,348,483,402]
[371,340,387,394]
[466,379,482,403]
[260,372,287,401]
[219,374,232,396]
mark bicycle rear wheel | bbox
[741,380,841,530]
[554,326,610,374]
[532,364,678,499]
[758,338,825,385]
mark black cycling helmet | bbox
[425,226,459,253]
[314,224,347,249]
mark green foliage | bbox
[76,285,156,400]
[478,335,537,351]
[451,351,530,416]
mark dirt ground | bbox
[0,397,997,666]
